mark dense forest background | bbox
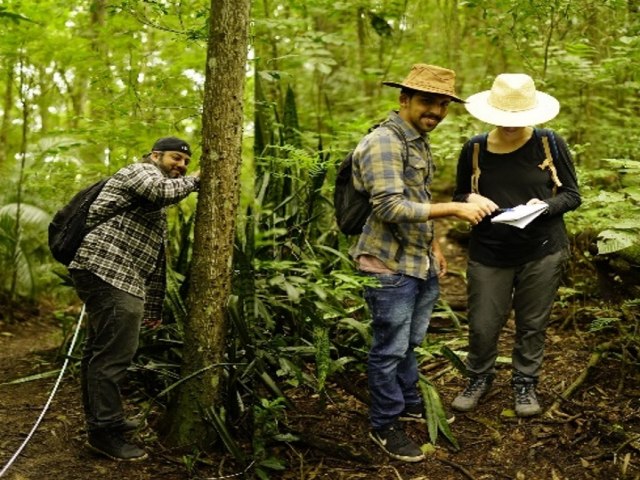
[1,0,638,300]
[0,1,639,479]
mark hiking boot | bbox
[451,374,494,412]
[513,382,541,417]
[369,422,424,463]
[399,403,424,422]
[87,429,148,461]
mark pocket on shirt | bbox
[404,157,427,186]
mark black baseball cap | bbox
[152,137,192,156]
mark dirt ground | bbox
[1,230,639,480]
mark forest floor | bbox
[1,224,639,480]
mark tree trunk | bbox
[163,0,250,450]
[0,58,14,166]
[356,7,374,98]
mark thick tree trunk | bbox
[163,0,250,449]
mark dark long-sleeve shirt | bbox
[453,129,581,267]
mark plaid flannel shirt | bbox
[69,162,199,319]
[350,111,436,279]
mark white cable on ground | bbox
[203,460,256,479]
[0,304,85,478]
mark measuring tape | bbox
[0,305,85,478]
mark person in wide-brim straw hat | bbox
[449,73,581,420]
[464,73,560,126]
[345,63,493,464]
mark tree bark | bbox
[163,0,251,450]
[0,58,14,165]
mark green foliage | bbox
[584,300,640,377]
[2,0,639,471]
[0,203,53,298]
[593,159,640,255]
[588,316,620,333]
[440,345,469,376]
[313,325,331,392]
[251,398,290,478]
[419,376,460,451]
[569,158,640,257]
[0,6,36,24]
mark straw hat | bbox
[383,64,464,103]
[464,73,560,126]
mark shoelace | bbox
[514,385,536,405]
[462,377,488,397]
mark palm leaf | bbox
[419,375,459,450]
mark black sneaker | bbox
[399,403,424,422]
[369,422,424,462]
[87,429,148,461]
[451,374,494,412]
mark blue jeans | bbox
[71,269,144,432]
[363,273,439,429]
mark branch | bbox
[291,430,374,464]
[547,341,614,414]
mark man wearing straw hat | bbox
[450,74,581,417]
[350,64,493,462]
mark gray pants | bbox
[465,248,568,379]
[71,270,144,432]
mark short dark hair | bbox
[400,87,417,98]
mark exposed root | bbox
[547,341,614,415]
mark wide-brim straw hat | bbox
[383,64,464,103]
[465,73,560,126]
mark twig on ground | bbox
[428,365,454,382]
[547,341,613,415]
[389,465,403,480]
[437,457,477,480]
[292,430,374,463]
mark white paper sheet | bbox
[491,203,548,229]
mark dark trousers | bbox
[71,270,144,432]
[465,248,569,379]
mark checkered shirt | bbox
[69,162,199,319]
[350,111,436,279]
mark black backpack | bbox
[48,178,115,266]
[334,123,408,235]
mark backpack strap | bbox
[375,121,412,261]
[471,142,481,194]
[469,133,487,195]
[382,121,410,167]
[84,178,133,234]
[536,128,563,196]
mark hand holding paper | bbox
[491,203,548,229]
